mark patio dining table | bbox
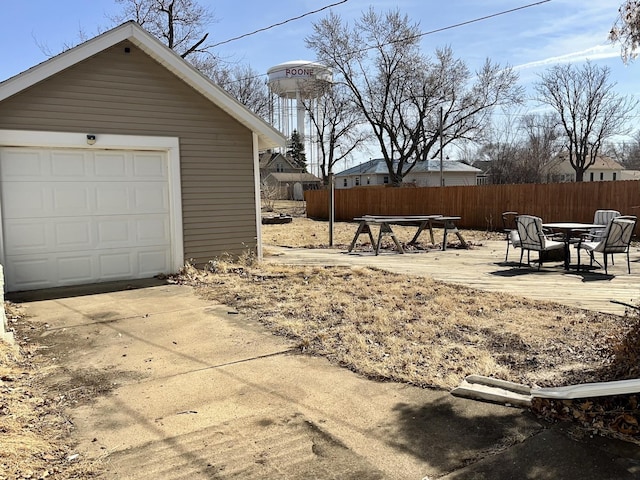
[542,222,605,270]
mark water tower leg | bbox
[296,90,305,139]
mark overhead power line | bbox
[410,0,551,42]
[341,0,552,57]
[222,0,552,85]
[211,0,349,48]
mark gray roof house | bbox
[259,151,322,199]
[335,158,481,188]
[0,22,285,292]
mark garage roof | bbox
[0,21,286,150]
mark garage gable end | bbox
[0,21,285,150]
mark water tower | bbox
[267,60,332,176]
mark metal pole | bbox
[439,106,444,187]
[329,172,335,246]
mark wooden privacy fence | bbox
[305,181,640,231]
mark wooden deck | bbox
[264,241,640,316]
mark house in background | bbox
[259,151,322,199]
[544,154,624,182]
[472,160,492,185]
[620,170,640,180]
[335,158,481,189]
[0,21,285,292]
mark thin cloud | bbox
[514,44,620,70]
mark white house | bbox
[545,154,625,182]
[335,158,481,189]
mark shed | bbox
[0,22,285,292]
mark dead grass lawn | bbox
[2,200,638,476]
[253,202,637,390]
[183,262,630,391]
[0,303,101,478]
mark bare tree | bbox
[605,130,640,169]
[476,111,561,185]
[40,0,218,64]
[306,8,523,185]
[110,0,216,60]
[609,1,640,63]
[301,83,370,184]
[534,62,638,182]
[625,131,640,169]
[209,64,270,119]
[518,113,562,182]
[477,113,524,185]
[111,0,273,116]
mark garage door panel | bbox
[51,151,88,177]
[99,252,134,278]
[138,249,171,275]
[56,255,94,284]
[4,182,93,218]
[55,221,92,248]
[52,185,92,214]
[133,184,169,212]
[94,152,128,177]
[97,219,131,245]
[0,149,47,178]
[7,246,171,290]
[133,153,167,179]
[6,256,55,290]
[6,218,94,254]
[95,185,131,212]
[1,146,173,291]
[136,216,170,243]
[2,183,50,218]
[4,221,49,252]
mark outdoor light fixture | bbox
[86,134,96,145]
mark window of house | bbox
[276,163,284,172]
[590,172,594,182]
[600,172,604,181]
[383,176,389,184]
[343,178,347,187]
[613,172,617,181]
[366,177,371,185]
[355,177,360,186]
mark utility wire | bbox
[334,0,552,57]
[408,0,551,43]
[211,0,349,48]
[223,0,552,85]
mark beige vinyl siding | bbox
[0,41,258,265]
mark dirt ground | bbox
[2,200,639,478]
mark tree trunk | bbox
[390,171,403,186]
[575,169,585,182]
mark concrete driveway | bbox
[14,282,640,479]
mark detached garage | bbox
[0,22,285,291]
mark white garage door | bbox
[0,147,172,291]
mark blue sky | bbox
[1,0,637,167]
[1,1,635,96]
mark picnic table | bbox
[347,215,467,255]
